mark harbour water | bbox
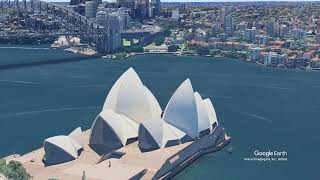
[0,45,318,179]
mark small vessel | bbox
[227,145,233,154]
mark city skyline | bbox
[45,0,320,2]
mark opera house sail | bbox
[89,67,162,153]
[138,78,222,151]
[43,127,83,165]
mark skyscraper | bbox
[85,1,96,18]
[223,15,233,36]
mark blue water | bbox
[0,45,319,179]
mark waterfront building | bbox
[310,57,320,68]
[223,15,233,36]
[43,128,83,165]
[303,52,313,60]
[85,1,97,18]
[264,52,279,66]
[139,79,219,151]
[244,27,257,42]
[316,33,320,43]
[317,21,320,33]
[162,79,213,139]
[249,47,262,62]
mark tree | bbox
[168,45,179,52]
[196,46,210,56]
[131,46,144,53]
[154,36,165,46]
[163,29,171,37]
[0,160,31,180]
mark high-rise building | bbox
[96,10,122,53]
[223,15,233,36]
[118,8,131,30]
[97,11,108,27]
[76,4,86,16]
[107,13,122,52]
[149,0,160,17]
[317,21,320,33]
[266,20,279,37]
[93,0,102,8]
[85,1,97,18]
[171,8,179,20]
[290,28,305,40]
[249,47,262,62]
[211,23,221,36]
[70,0,85,6]
[244,27,257,42]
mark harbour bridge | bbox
[0,0,108,54]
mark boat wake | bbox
[242,112,272,123]
[2,106,101,118]
[0,80,37,84]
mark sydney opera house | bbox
[9,67,231,179]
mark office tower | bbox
[171,8,179,20]
[93,0,102,7]
[244,27,257,42]
[85,1,97,18]
[266,20,279,37]
[70,0,85,6]
[107,13,122,52]
[223,15,233,36]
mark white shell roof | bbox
[68,127,83,147]
[140,118,164,148]
[44,135,82,159]
[194,92,212,132]
[140,118,185,148]
[162,79,198,139]
[98,109,139,146]
[102,67,161,123]
[144,86,162,119]
[203,98,218,126]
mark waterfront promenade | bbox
[8,129,230,180]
